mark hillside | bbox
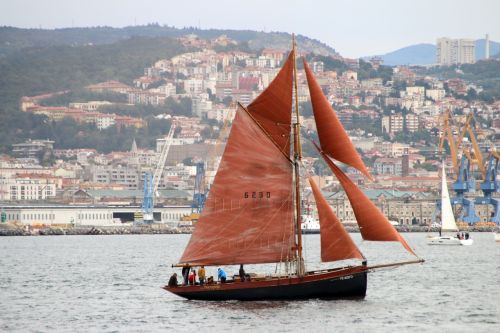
[367,39,500,65]
[0,25,338,57]
[0,26,340,153]
[0,36,191,153]
[0,36,188,108]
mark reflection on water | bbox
[194,299,292,312]
[0,233,498,332]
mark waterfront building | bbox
[306,189,436,226]
[0,177,57,201]
[89,165,140,189]
[0,204,192,226]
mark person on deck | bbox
[168,273,178,287]
[239,264,246,282]
[218,267,227,283]
[198,266,206,285]
[188,270,197,285]
[182,265,190,286]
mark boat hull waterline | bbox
[427,236,473,246]
[164,266,367,301]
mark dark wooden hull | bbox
[163,266,367,301]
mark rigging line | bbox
[280,200,295,262]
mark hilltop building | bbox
[436,38,475,65]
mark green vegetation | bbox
[0,114,172,155]
[306,55,348,73]
[422,60,500,101]
[414,162,438,172]
[0,37,190,152]
[357,59,393,83]
[0,36,188,108]
[344,115,383,137]
[393,129,434,146]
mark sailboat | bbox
[301,214,320,234]
[164,37,423,301]
[427,163,473,246]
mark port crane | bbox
[191,161,206,214]
[140,123,176,223]
[456,113,485,179]
[476,149,500,225]
[437,110,482,224]
[450,154,480,223]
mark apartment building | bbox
[436,38,475,65]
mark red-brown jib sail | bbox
[309,177,364,262]
[178,105,295,266]
[303,59,372,180]
[320,152,417,257]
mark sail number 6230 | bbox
[244,192,271,199]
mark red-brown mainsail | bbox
[178,105,295,266]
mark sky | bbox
[1,0,499,58]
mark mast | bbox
[292,34,305,276]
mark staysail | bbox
[309,177,364,262]
[320,151,417,257]
[178,106,295,266]
[247,52,294,155]
[440,163,458,231]
[303,59,372,180]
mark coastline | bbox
[0,224,193,236]
[0,224,496,236]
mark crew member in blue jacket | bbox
[217,267,227,283]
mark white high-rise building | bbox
[436,38,475,65]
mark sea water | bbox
[0,233,498,332]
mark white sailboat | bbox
[427,164,473,246]
[301,214,320,234]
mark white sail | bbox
[440,163,458,231]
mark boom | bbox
[457,114,485,179]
